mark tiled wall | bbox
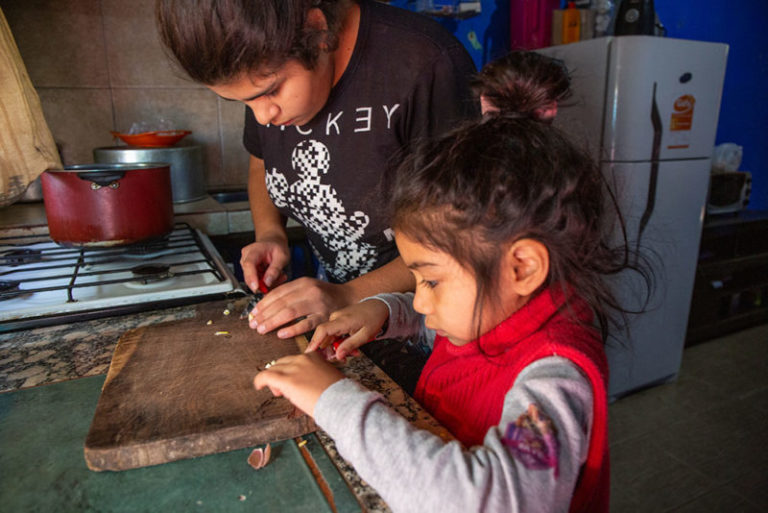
[3,0,250,189]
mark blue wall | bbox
[655,1,768,210]
[390,0,511,70]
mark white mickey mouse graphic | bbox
[266,139,377,282]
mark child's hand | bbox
[253,352,344,417]
[307,300,389,361]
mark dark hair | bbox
[472,51,571,120]
[156,0,351,85]
[387,115,648,343]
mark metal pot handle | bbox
[77,171,126,188]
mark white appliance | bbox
[538,36,728,399]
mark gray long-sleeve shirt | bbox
[314,293,594,513]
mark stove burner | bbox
[0,225,236,331]
[1,248,43,266]
[122,238,174,257]
[0,280,20,294]
[130,264,173,284]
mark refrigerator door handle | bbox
[637,82,663,254]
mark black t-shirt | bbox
[244,0,478,283]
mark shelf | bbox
[687,307,768,345]
[697,252,768,277]
[686,210,768,346]
[419,8,481,19]
[416,1,482,19]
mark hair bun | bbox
[473,51,571,121]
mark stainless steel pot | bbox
[93,145,206,203]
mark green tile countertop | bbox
[1,374,361,513]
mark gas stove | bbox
[0,224,243,332]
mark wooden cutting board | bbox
[84,298,316,472]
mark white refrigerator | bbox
[538,36,728,399]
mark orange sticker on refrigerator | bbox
[668,94,695,149]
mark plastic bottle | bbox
[562,2,581,43]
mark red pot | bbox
[41,163,174,246]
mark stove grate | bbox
[0,224,229,302]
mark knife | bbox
[240,272,270,319]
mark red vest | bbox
[413,287,609,513]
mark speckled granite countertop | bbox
[0,300,450,513]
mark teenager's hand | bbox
[240,240,290,293]
[307,300,389,361]
[248,278,353,339]
[253,352,344,417]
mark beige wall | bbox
[3,0,249,190]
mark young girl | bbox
[254,63,637,513]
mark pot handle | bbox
[77,171,126,187]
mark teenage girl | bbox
[254,56,639,513]
[156,0,477,340]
